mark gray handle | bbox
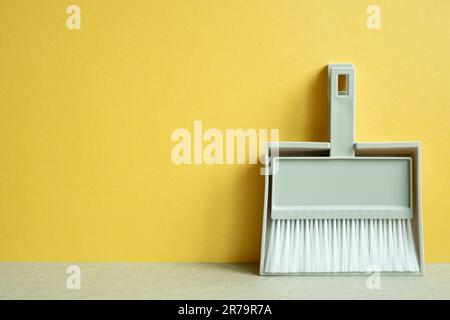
[328,64,355,157]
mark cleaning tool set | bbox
[260,64,424,275]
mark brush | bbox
[264,219,419,273]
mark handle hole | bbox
[337,74,349,96]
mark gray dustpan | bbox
[260,64,424,275]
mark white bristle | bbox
[264,219,419,273]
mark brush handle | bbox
[328,64,355,157]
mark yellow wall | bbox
[0,0,449,262]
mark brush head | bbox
[263,219,419,274]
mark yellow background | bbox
[0,0,449,262]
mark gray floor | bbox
[0,263,449,299]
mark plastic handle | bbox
[328,64,355,157]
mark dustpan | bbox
[259,64,424,275]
